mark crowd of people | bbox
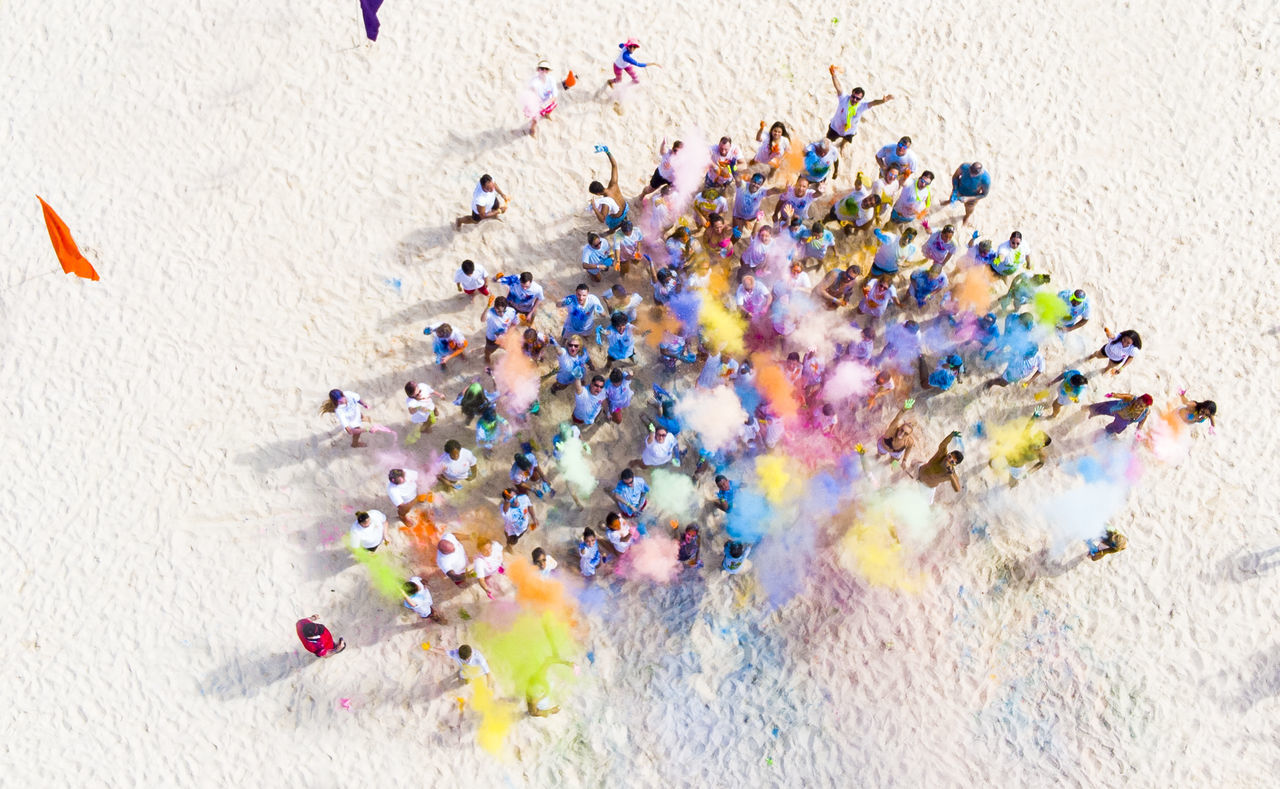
[300,45,1219,720]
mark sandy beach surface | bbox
[4,1,1280,786]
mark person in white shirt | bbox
[448,643,493,687]
[500,487,538,546]
[481,296,517,364]
[890,171,935,226]
[386,468,422,522]
[735,275,773,321]
[403,381,442,436]
[632,424,680,468]
[439,440,478,489]
[454,174,509,230]
[753,120,791,174]
[453,259,489,298]
[472,539,506,600]
[1089,328,1143,375]
[824,66,894,176]
[349,510,388,552]
[532,546,559,577]
[323,389,395,448]
[637,138,683,202]
[436,533,469,585]
[603,512,635,555]
[525,58,567,138]
[402,576,445,623]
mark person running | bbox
[495,271,545,322]
[296,615,345,657]
[322,389,395,447]
[753,121,791,174]
[949,162,991,225]
[588,147,629,233]
[526,59,570,138]
[455,174,509,230]
[984,343,1045,388]
[637,139,683,202]
[1046,369,1088,418]
[1089,327,1143,375]
[454,259,489,298]
[607,39,659,88]
[1087,392,1153,434]
[915,431,964,493]
[404,381,443,434]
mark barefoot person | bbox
[526,59,570,138]
[589,147,629,233]
[322,389,395,447]
[753,121,791,175]
[402,577,446,624]
[825,65,893,175]
[386,468,424,523]
[607,38,659,87]
[436,532,469,585]
[1089,327,1143,375]
[349,510,389,552]
[1178,393,1218,428]
[948,162,991,225]
[1087,392,1152,435]
[455,174,509,230]
[915,431,964,493]
[878,406,920,466]
[296,615,345,658]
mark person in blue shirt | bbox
[607,39,660,88]
[804,221,836,263]
[713,475,737,513]
[1058,288,1091,332]
[909,262,949,308]
[1046,369,1088,418]
[560,283,606,338]
[548,334,595,394]
[949,162,991,225]
[599,310,636,366]
[918,353,965,396]
[611,468,649,518]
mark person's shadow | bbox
[199,651,314,700]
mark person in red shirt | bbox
[295,615,346,658]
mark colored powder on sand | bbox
[1142,406,1192,464]
[954,266,995,312]
[401,508,442,563]
[350,545,408,601]
[673,386,749,452]
[699,297,746,356]
[1041,482,1129,557]
[504,556,580,624]
[637,305,683,348]
[988,419,1047,467]
[789,294,859,353]
[751,354,800,418]
[860,483,938,549]
[472,611,579,705]
[669,129,713,198]
[668,290,703,336]
[751,502,814,607]
[755,454,794,504]
[649,469,700,519]
[492,332,540,414]
[838,521,925,591]
[468,679,519,754]
[773,144,807,185]
[727,489,775,542]
[618,534,681,583]
[558,436,597,497]
[1031,290,1070,328]
[823,361,876,402]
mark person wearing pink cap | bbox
[607,39,660,88]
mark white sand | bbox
[4,0,1279,785]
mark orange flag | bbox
[37,196,99,281]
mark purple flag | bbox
[361,0,384,41]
